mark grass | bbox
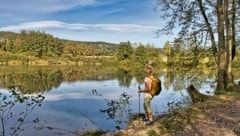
[78,130,106,136]
[147,129,157,136]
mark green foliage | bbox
[62,41,117,58]
[163,40,216,71]
[0,31,119,65]
[0,30,220,71]
[116,41,133,61]
[17,30,64,58]
[147,129,157,136]
[0,30,64,58]
[232,48,240,68]
[81,130,106,136]
[163,41,172,56]
[134,44,147,64]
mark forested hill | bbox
[0,30,165,67]
[0,31,18,36]
[0,31,119,47]
[0,30,119,59]
[61,39,119,46]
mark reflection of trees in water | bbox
[163,72,175,90]
[134,67,145,84]
[172,75,189,91]
[0,66,217,93]
[0,86,44,136]
[116,69,133,87]
[0,66,118,94]
[0,68,63,94]
[164,72,216,92]
[0,66,164,91]
[62,66,117,81]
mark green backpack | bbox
[150,77,162,96]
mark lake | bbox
[0,66,219,136]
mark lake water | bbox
[0,66,217,136]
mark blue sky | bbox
[0,0,175,48]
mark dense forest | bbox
[0,30,118,65]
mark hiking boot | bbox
[142,118,149,122]
[145,121,154,126]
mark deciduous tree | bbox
[156,0,239,91]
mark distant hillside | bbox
[0,31,119,47]
[0,31,18,36]
[60,39,119,56]
[61,39,119,46]
[0,30,119,57]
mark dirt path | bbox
[179,98,240,136]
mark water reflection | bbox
[116,69,133,87]
[92,90,132,130]
[0,66,219,135]
[0,67,63,94]
[0,86,44,136]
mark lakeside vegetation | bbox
[1,30,240,71]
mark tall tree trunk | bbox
[197,0,218,61]
[224,0,234,88]
[216,0,227,90]
[231,0,236,61]
[230,0,236,87]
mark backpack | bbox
[150,77,162,96]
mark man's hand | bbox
[138,86,141,93]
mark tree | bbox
[163,41,172,65]
[155,0,239,91]
[116,41,133,61]
[16,30,64,58]
[134,44,147,65]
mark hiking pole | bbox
[138,86,141,123]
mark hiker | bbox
[138,65,154,125]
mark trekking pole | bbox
[138,86,141,123]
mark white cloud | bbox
[0,21,159,33]
[0,21,86,31]
[0,0,95,14]
[96,24,159,33]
